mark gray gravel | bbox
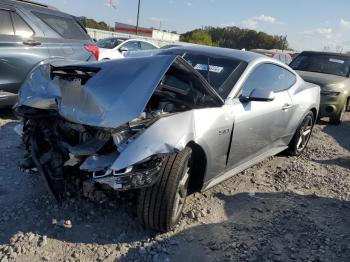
[0,109,349,262]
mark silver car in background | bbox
[15,46,320,232]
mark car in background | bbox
[0,0,99,108]
[290,51,350,124]
[96,37,159,60]
[251,49,293,64]
[16,46,319,232]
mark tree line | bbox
[79,17,290,51]
[181,26,290,50]
[80,17,114,31]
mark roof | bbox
[160,45,265,63]
[300,51,350,58]
[3,0,58,10]
[251,49,295,55]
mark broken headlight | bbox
[95,154,167,190]
[112,129,131,149]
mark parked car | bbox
[96,37,159,60]
[290,51,350,124]
[251,49,293,64]
[15,46,320,232]
[0,0,98,108]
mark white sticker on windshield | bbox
[194,64,224,73]
[329,58,345,64]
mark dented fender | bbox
[109,111,196,171]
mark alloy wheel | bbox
[173,161,190,222]
[296,116,313,151]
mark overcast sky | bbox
[36,0,350,52]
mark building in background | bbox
[115,22,180,42]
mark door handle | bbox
[282,103,293,110]
[23,39,41,46]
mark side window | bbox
[0,10,14,35]
[33,12,88,40]
[140,42,157,50]
[241,63,296,96]
[12,13,34,37]
[122,41,141,51]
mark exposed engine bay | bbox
[16,56,222,200]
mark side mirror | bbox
[119,46,129,53]
[240,88,276,102]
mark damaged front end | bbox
[15,55,223,200]
[16,106,166,200]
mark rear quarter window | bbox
[33,11,88,40]
[0,10,14,35]
[12,13,34,37]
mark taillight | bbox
[84,45,99,60]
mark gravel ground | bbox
[0,109,349,262]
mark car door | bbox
[227,63,296,169]
[140,41,158,50]
[121,40,142,52]
[0,5,49,104]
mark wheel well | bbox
[310,107,317,120]
[186,142,207,194]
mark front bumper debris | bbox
[16,108,168,201]
[94,158,164,190]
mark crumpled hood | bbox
[17,55,178,128]
[296,70,349,90]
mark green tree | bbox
[80,17,113,31]
[181,26,290,50]
[181,30,217,46]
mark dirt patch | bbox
[0,112,349,262]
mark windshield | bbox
[183,54,242,98]
[96,38,125,49]
[290,53,350,77]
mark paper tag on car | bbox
[329,58,344,64]
[194,64,224,73]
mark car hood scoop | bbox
[17,55,180,128]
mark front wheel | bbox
[137,147,192,232]
[287,111,314,156]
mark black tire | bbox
[330,103,346,125]
[137,147,192,232]
[287,111,314,156]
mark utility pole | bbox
[136,0,141,35]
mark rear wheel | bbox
[330,103,346,125]
[287,112,314,156]
[137,147,192,232]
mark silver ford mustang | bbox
[15,46,320,232]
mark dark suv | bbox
[0,0,99,108]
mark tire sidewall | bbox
[168,148,192,227]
